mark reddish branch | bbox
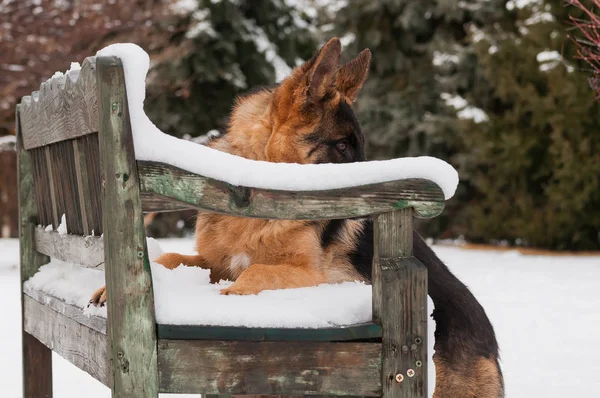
[568,0,600,91]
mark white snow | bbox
[506,0,542,10]
[170,0,197,14]
[94,43,459,200]
[0,134,16,146]
[536,50,571,72]
[2,64,25,72]
[537,50,562,63]
[432,51,459,66]
[2,237,600,397]
[185,8,217,39]
[441,93,489,123]
[24,238,372,328]
[457,107,489,123]
[241,20,292,82]
[56,214,68,235]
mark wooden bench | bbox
[17,55,446,397]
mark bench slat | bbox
[34,226,104,269]
[23,289,106,335]
[157,322,382,341]
[20,57,99,150]
[158,339,382,395]
[23,295,110,387]
[138,161,445,219]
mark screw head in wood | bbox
[395,373,404,383]
[411,343,418,351]
[402,345,409,353]
[416,360,423,367]
[407,369,415,378]
[415,337,422,344]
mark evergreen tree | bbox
[144,0,317,138]
[329,0,508,237]
[329,0,507,160]
[458,0,600,250]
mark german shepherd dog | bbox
[90,38,503,397]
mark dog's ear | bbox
[303,38,341,103]
[336,49,371,102]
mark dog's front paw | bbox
[89,286,107,307]
[220,282,262,296]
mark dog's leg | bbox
[89,254,229,307]
[154,253,230,283]
[219,263,325,295]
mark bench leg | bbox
[22,331,52,398]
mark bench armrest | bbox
[138,161,445,219]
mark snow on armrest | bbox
[97,44,458,200]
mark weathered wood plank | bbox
[141,191,195,213]
[24,288,107,335]
[157,340,382,396]
[73,138,91,234]
[157,322,382,342]
[373,209,428,398]
[80,133,103,235]
[44,145,60,227]
[49,139,84,235]
[34,226,104,269]
[17,105,53,398]
[98,55,159,397]
[22,332,52,398]
[20,57,98,150]
[23,295,110,386]
[138,161,445,220]
[30,147,54,229]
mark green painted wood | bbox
[373,209,428,398]
[17,105,53,398]
[137,161,445,220]
[157,322,382,341]
[157,340,382,395]
[97,56,159,397]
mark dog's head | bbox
[266,38,371,164]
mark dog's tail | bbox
[413,232,504,398]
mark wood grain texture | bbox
[20,57,98,150]
[372,209,428,398]
[34,226,104,269]
[72,139,91,234]
[79,133,103,236]
[98,55,159,397]
[138,161,445,220]
[44,146,60,227]
[23,295,110,386]
[48,139,84,235]
[157,340,382,396]
[30,147,54,229]
[17,106,53,398]
[22,332,53,398]
[23,289,107,335]
[157,322,382,342]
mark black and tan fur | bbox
[90,38,504,397]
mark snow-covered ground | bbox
[1,237,599,397]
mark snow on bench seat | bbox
[23,238,372,329]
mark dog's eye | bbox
[336,141,348,152]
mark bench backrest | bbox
[19,58,103,237]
